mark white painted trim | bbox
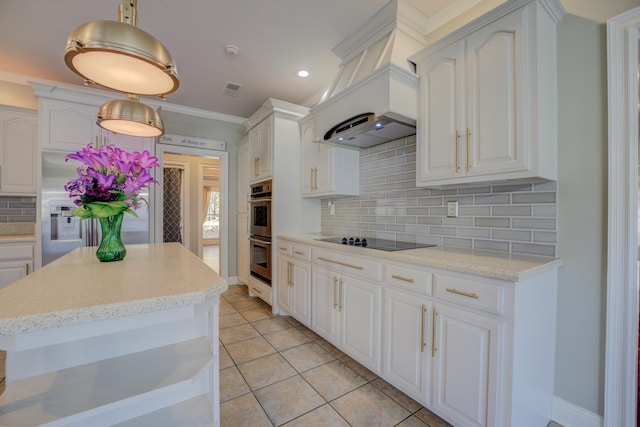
[552,397,603,427]
[606,7,640,427]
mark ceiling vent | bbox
[221,81,243,97]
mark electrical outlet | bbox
[329,205,335,215]
[447,201,458,218]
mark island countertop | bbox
[0,242,228,335]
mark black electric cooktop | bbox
[316,237,436,252]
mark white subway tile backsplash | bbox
[320,138,558,257]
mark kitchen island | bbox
[0,242,228,426]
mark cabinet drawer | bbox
[313,248,382,282]
[384,263,432,296]
[276,241,293,257]
[292,244,311,262]
[433,274,504,315]
[247,278,272,305]
[0,244,33,260]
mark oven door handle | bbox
[249,237,272,245]
[249,198,272,203]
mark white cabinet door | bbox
[249,118,273,183]
[465,11,525,177]
[237,139,250,213]
[43,99,101,151]
[300,120,317,195]
[291,259,311,327]
[431,303,500,427]
[382,288,431,404]
[299,117,359,197]
[311,265,340,346]
[0,108,37,195]
[416,40,465,183]
[237,213,249,284]
[340,274,381,374]
[0,260,32,289]
[277,256,292,313]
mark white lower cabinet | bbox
[280,237,557,427]
[0,242,34,289]
[339,273,381,373]
[312,264,381,374]
[277,245,312,327]
[382,288,431,404]
[431,302,501,427]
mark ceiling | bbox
[0,0,600,120]
[0,0,458,119]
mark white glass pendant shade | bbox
[97,96,164,137]
[64,20,179,96]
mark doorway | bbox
[154,143,229,278]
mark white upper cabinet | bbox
[237,137,250,213]
[412,0,563,186]
[248,117,273,183]
[39,98,153,153]
[0,106,37,195]
[299,116,359,198]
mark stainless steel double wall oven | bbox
[249,180,272,284]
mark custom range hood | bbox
[309,0,428,149]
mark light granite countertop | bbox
[278,233,562,282]
[0,243,228,335]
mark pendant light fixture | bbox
[97,95,164,137]
[64,0,176,137]
[64,0,179,96]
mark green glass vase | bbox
[96,212,127,262]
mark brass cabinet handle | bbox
[289,262,294,286]
[294,250,304,255]
[317,257,363,270]
[391,274,414,283]
[253,286,262,294]
[314,167,319,191]
[103,135,107,147]
[455,130,460,172]
[446,288,479,299]
[310,168,314,191]
[26,263,30,275]
[278,246,288,251]
[333,277,338,309]
[432,308,437,357]
[339,278,344,311]
[466,128,471,172]
[420,304,426,353]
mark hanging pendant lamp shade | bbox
[97,95,164,137]
[64,1,179,96]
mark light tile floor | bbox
[219,284,453,427]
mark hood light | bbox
[297,70,309,78]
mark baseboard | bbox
[226,276,240,285]
[552,396,603,427]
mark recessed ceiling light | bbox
[297,70,309,78]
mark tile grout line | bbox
[220,286,450,427]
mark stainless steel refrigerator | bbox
[41,151,151,266]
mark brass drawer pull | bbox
[420,304,426,353]
[391,274,414,283]
[253,287,262,295]
[432,309,437,357]
[294,250,305,255]
[317,257,363,270]
[446,288,479,299]
[278,246,288,251]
